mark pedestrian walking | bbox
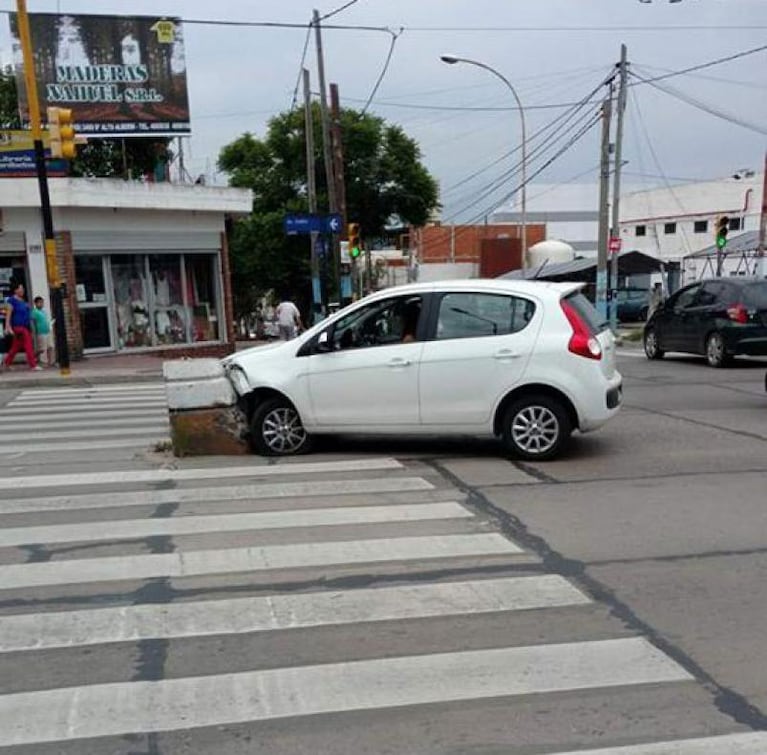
[3,281,41,371]
[275,297,303,341]
[31,296,55,367]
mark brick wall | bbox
[54,231,84,360]
[150,343,235,359]
[413,224,546,265]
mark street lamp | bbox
[441,54,528,264]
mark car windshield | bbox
[565,291,608,334]
[743,282,767,308]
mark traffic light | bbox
[715,215,729,250]
[47,107,77,160]
[348,223,362,259]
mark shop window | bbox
[112,254,152,348]
[185,255,220,342]
[149,255,187,345]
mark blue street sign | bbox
[284,213,344,235]
[325,213,342,234]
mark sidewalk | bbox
[0,342,266,390]
[0,352,165,389]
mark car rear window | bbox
[742,282,767,309]
[565,291,609,334]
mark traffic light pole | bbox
[16,0,70,374]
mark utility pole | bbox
[330,83,352,302]
[596,91,613,321]
[16,0,70,374]
[303,68,323,321]
[609,44,628,332]
[312,9,341,300]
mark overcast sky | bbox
[1,0,765,220]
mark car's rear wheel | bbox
[705,332,731,368]
[251,397,312,456]
[644,328,664,360]
[502,395,571,461]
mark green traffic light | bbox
[350,245,361,259]
[716,236,727,249]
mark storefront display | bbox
[74,251,222,353]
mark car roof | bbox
[363,278,582,300]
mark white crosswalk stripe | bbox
[1,384,170,454]
[0,386,742,751]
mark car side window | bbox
[669,285,701,310]
[332,296,422,350]
[436,293,535,340]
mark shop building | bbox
[0,177,252,358]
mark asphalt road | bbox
[0,351,766,754]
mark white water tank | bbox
[526,239,576,269]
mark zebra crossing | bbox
[0,387,764,752]
[0,383,170,455]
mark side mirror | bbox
[316,330,332,353]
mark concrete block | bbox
[169,406,250,457]
[163,358,224,381]
[165,377,236,410]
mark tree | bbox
[0,67,21,129]
[218,105,439,316]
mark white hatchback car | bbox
[223,279,622,460]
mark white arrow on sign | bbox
[328,216,341,233]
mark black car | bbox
[643,278,767,367]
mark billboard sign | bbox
[0,130,67,177]
[10,13,190,136]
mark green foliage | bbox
[218,105,439,316]
[0,67,21,129]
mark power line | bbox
[361,28,403,115]
[630,69,767,136]
[320,0,361,21]
[289,23,314,110]
[628,43,767,86]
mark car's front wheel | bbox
[251,397,312,456]
[644,328,664,360]
[502,395,571,461]
[705,332,731,368]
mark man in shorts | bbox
[31,296,55,367]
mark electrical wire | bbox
[361,27,403,115]
[320,0,361,21]
[440,70,616,201]
[628,43,767,87]
[630,69,767,136]
[629,88,693,256]
[289,23,314,110]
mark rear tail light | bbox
[561,299,602,360]
[726,303,748,324]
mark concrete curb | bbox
[0,371,163,389]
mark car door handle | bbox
[494,349,521,360]
[388,358,411,368]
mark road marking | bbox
[0,402,168,416]
[0,457,404,491]
[0,502,474,548]
[10,384,165,398]
[0,534,522,590]
[0,438,170,456]
[616,349,646,359]
[0,637,690,746]
[0,425,168,443]
[4,398,168,410]
[0,476,434,514]
[0,416,170,430]
[0,575,589,652]
[0,411,167,425]
[547,732,767,754]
